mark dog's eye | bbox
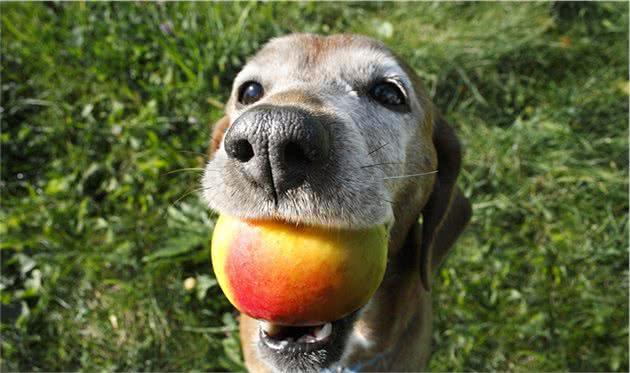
[238,81,264,105]
[370,81,407,108]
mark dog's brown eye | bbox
[238,81,264,105]
[370,81,406,107]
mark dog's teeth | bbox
[314,322,332,340]
[261,321,281,336]
[277,340,289,348]
[297,334,317,343]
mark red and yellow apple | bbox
[211,215,388,326]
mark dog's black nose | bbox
[224,105,330,198]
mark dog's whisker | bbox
[359,162,402,169]
[157,185,208,224]
[169,186,205,209]
[162,167,205,177]
[367,142,390,156]
[199,185,219,192]
[176,150,208,157]
[383,170,438,180]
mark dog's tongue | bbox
[211,214,388,325]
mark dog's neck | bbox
[337,217,433,371]
[328,348,392,372]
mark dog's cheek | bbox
[201,157,225,208]
[365,112,411,199]
[328,121,394,226]
[202,155,241,212]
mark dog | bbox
[203,33,471,372]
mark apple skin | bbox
[211,215,388,326]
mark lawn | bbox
[1,2,628,372]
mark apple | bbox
[211,215,388,326]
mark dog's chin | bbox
[217,208,387,231]
[255,310,360,373]
[213,208,393,232]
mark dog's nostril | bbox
[283,141,310,165]
[231,139,255,163]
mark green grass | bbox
[1,2,627,371]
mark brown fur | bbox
[206,34,471,372]
[208,115,230,157]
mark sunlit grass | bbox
[1,2,627,371]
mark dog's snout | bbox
[224,105,330,197]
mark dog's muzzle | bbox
[223,105,330,200]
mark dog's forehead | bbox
[236,34,408,89]
[258,33,391,64]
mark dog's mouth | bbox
[256,311,360,372]
[260,321,333,350]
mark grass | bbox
[1,2,627,372]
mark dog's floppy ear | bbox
[207,115,231,158]
[419,113,472,291]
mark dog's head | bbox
[204,33,470,372]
